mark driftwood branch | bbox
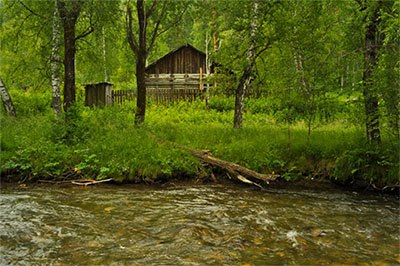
[71,178,113,186]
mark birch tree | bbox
[0,77,16,117]
[233,0,259,129]
[51,0,62,115]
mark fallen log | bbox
[149,134,279,188]
[188,148,279,188]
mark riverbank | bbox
[1,100,399,191]
[2,172,399,197]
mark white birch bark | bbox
[0,77,16,117]
[51,0,62,115]
[205,33,211,109]
[233,0,258,128]
[102,26,108,82]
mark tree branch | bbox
[254,41,271,59]
[146,0,158,18]
[75,1,94,41]
[155,4,188,37]
[146,0,167,56]
[75,25,94,41]
[18,0,46,19]
[126,4,139,54]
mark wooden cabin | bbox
[145,44,213,93]
[85,45,216,106]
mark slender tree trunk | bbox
[102,26,108,82]
[233,66,252,128]
[134,0,147,125]
[0,77,16,117]
[287,85,293,159]
[205,33,210,109]
[51,0,62,115]
[62,20,77,113]
[233,0,258,129]
[127,0,182,125]
[57,0,82,113]
[294,51,313,144]
[135,50,147,124]
[361,0,383,144]
[212,2,218,90]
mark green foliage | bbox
[1,0,399,188]
[208,97,235,112]
[9,89,52,116]
[335,144,399,187]
[2,89,398,188]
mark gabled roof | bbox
[145,44,206,71]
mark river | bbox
[0,184,399,265]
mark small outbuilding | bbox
[84,82,113,107]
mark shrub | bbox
[334,144,399,187]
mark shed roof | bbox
[145,44,206,71]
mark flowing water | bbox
[0,184,399,265]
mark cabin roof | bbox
[145,44,205,71]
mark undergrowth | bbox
[1,96,398,188]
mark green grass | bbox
[1,97,398,187]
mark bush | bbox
[9,89,52,116]
[334,144,399,187]
[208,97,235,112]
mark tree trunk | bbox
[57,0,82,113]
[362,0,383,144]
[135,50,147,124]
[102,27,109,82]
[51,0,62,115]
[127,0,183,125]
[0,77,16,117]
[205,33,210,109]
[62,20,77,113]
[294,51,314,144]
[233,66,252,128]
[134,0,147,125]
[233,0,258,129]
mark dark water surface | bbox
[1,184,399,265]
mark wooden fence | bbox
[112,88,201,105]
[112,90,135,105]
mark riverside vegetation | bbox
[1,0,399,191]
[1,89,398,191]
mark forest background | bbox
[0,0,399,190]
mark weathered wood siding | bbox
[85,82,113,107]
[146,45,207,74]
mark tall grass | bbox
[1,94,398,187]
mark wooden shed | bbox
[145,44,213,93]
[84,82,113,107]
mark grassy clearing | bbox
[1,98,398,188]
